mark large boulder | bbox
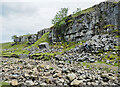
[67,73,77,81]
[38,42,50,50]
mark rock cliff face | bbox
[13,1,119,45]
[14,28,50,44]
[48,1,120,42]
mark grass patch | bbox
[1,41,29,50]
[103,24,115,28]
[32,53,55,56]
[100,51,119,66]
[28,32,50,48]
[114,46,120,50]
[0,82,11,87]
[77,18,84,23]
[44,56,50,61]
[67,19,73,24]
[114,35,120,38]
[0,42,14,49]
[1,41,30,57]
[60,41,84,52]
[112,29,119,33]
[30,52,55,60]
[49,67,54,70]
[72,7,94,17]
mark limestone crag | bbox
[1,1,120,86]
[26,32,118,64]
[49,1,119,42]
[14,28,50,45]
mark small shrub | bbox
[103,24,115,28]
[49,67,54,70]
[11,54,19,58]
[44,56,50,61]
[115,35,120,38]
[52,8,68,25]
[77,18,84,23]
[67,20,73,23]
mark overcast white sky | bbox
[0,0,105,43]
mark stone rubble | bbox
[1,57,119,86]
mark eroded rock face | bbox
[49,1,119,42]
[2,1,119,86]
[13,28,50,45]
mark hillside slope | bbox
[1,1,120,65]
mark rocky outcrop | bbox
[12,2,119,46]
[48,1,119,42]
[14,28,50,45]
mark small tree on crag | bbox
[12,35,18,42]
[51,8,68,41]
[52,8,68,25]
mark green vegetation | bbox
[1,34,86,58]
[1,4,119,68]
[0,41,30,57]
[52,8,68,25]
[28,32,50,48]
[100,51,119,66]
[114,35,120,38]
[44,56,50,61]
[1,53,19,58]
[62,41,83,52]
[72,7,94,17]
[1,41,29,50]
[28,40,85,61]
[78,61,118,73]
[0,82,11,87]
[77,18,84,23]
[51,40,84,53]
[0,31,52,58]
[30,53,54,61]
[113,1,120,4]
[0,42,14,49]
[103,24,115,28]
[49,67,54,70]
[12,35,18,42]
[112,29,119,33]
[114,46,120,50]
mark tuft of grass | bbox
[114,46,120,50]
[72,7,94,17]
[44,56,50,61]
[30,53,55,60]
[112,29,119,33]
[49,67,54,70]
[114,35,120,38]
[67,19,73,23]
[103,24,115,28]
[77,18,84,23]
